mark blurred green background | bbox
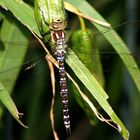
[0,0,140,140]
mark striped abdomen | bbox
[51,30,71,134]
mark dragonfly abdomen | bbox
[57,52,71,134]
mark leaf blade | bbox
[0,12,29,126]
[66,48,129,139]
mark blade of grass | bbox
[66,49,129,139]
[0,82,27,128]
[0,15,30,93]
[0,14,29,126]
[0,0,40,37]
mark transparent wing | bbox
[0,20,140,77]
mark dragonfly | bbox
[34,0,71,134]
[0,0,140,137]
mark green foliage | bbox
[0,13,29,127]
[0,0,140,140]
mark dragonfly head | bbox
[50,19,67,31]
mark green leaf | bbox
[0,0,40,36]
[0,15,29,93]
[69,29,104,125]
[0,13,29,126]
[67,48,129,139]
[0,82,27,128]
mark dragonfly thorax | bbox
[51,30,67,53]
[56,37,67,54]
